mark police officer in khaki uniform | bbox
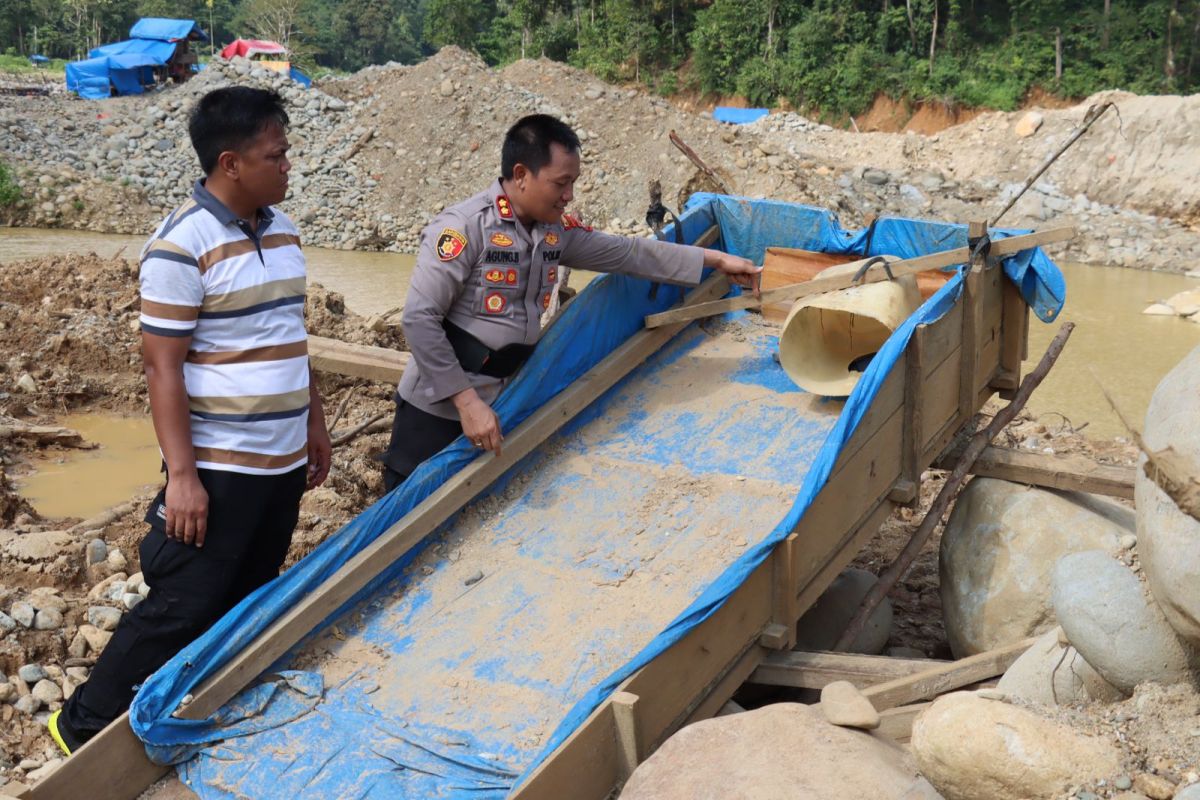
[382,114,759,491]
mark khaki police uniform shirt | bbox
[398,179,705,420]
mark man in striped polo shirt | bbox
[50,86,332,753]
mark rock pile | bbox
[3,49,1200,272]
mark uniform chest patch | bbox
[485,292,508,314]
[490,232,514,247]
[542,249,561,261]
[436,228,467,261]
[496,195,514,220]
[485,268,519,285]
[541,290,553,310]
[547,266,557,282]
[484,250,520,264]
[543,232,559,246]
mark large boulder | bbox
[996,627,1124,705]
[940,478,1134,657]
[1136,343,1200,646]
[795,568,893,654]
[1052,550,1194,693]
[620,703,942,800]
[911,692,1121,800]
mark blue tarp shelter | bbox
[65,17,206,99]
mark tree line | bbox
[2,0,1197,115]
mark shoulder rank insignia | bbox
[490,232,514,247]
[436,228,467,261]
[562,213,592,232]
[496,195,514,220]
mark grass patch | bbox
[0,53,68,77]
[0,161,22,207]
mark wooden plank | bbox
[24,713,168,800]
[761,247,858,321]
[861,637,1037,711]
[644,228,1075,329]
[626,564,773,756]
[794,498,898,622]
[611,692,641,782]
[896,324,925,507]
[768,533,800,650]
[175,273,732,722]
[957,263,983,420]
[749,651,948,690]
[308,334,409,383]
[514,561,773,798]
[934,445,1136,499]
[682,643,770,727]
[513,701,621,799]
[716,700,746,716]
[876,702,932,744]
[994,276,1028,397]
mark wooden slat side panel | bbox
[510,703,620,800]
[797,408,904,582]
[513,564,775,800]
[623,564,774,749]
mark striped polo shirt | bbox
[138,179,310,475]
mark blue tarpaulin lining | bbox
[89,37,178,61]
[64,57,113,99]
[713,107,770,125]
[128,195,1064,796]
[129,17,208,42]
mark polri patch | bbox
[506,268,518,285]
[485,268,506,284]
[547,266,557,282]
[436,228,467,261]
[496,195,514,220]
[542,291,553,310]
[490,232,514,247]
[484,292,508,314]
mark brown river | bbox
[2,227,1198,517]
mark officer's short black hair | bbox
[189,87,289,175]
[501,114,581,179]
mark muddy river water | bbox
[2,227,1198,517]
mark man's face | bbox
[231,120,291,208]
[514,142,580,225]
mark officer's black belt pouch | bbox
[443,319,535,378]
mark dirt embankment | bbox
[2,48,1199,271]
[0,253,402,782]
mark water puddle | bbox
[1024,263,1200,440]
[18,413,161,520]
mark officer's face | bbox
[518,143,580,225]
[227,120,292,209]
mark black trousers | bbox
[381,399,463,492]
[62,465,306,738]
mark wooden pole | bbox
[832,322,1076,652]
[668,130,734,195]
[643,227,1075,329]
[991,102,1115,225]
